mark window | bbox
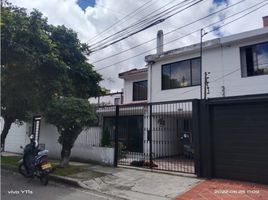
[114,98,120,105]
[133,80,147,101]
[162,57,201,90]
[241,42,268,77]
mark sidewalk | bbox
[57,161,201,200]
[175,179,268,200]
[3,152,268,200]
[1,152,201,200]
[79,165,200,200]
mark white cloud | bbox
[9,0,268,92]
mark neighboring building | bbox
[89,92,123,106]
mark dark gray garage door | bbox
[211,102,268,184]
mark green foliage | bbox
[45,97,97,149]
[101,128,111,147]
[1,2,103,148]
[109,141,126,159]
[1,2,103,120]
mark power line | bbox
[90,0,202,52]
[95,1,267,72]
[87,0,183,46]
[210,68,240,83]
[85,0,155,43]
[167,67,241,99]
[89,0,203,52]
[91,0,247,64]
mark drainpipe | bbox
[148,61,154,103]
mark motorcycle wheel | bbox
[18,162,27,177]
[40,173,49,186]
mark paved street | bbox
[1,169,119,200]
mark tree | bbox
[45,97,97,167]
[1,2,59,147]
[1,2,103,150]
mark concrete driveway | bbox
[81,166,201,200]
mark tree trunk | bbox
[1,117,14,151]
[60,145,71,167]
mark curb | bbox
[1,164,128,200]
[1,164,81,188]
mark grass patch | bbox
[1,156,87,177]
[1,156,21,166]
[53,165,87,176]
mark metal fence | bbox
[97,99,197,174]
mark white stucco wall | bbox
[4,124,29,154]
[1,117,29,154]
[214,37,268,97]
[149,30,268,102]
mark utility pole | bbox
[200,29,207,100]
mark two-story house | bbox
[99,17,268,173]
[120,24,268,104]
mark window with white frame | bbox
[240,42,268,77]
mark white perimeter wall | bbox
[1,117,30,154]
[1,118,114,166]
[39,121,114,165]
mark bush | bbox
[101,128,111,147]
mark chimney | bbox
[263,16,268,27]
[157,30,163,54]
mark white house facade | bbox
[144,26,268,103]
[107,21,268,172]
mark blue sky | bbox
[77,0,95,11]
[214,0,227,3]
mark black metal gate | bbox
[98,100,198,174]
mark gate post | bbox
[149,104,153,169]
[192,100,201,176]
[114,105,119,167]
[199,100,213,178]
